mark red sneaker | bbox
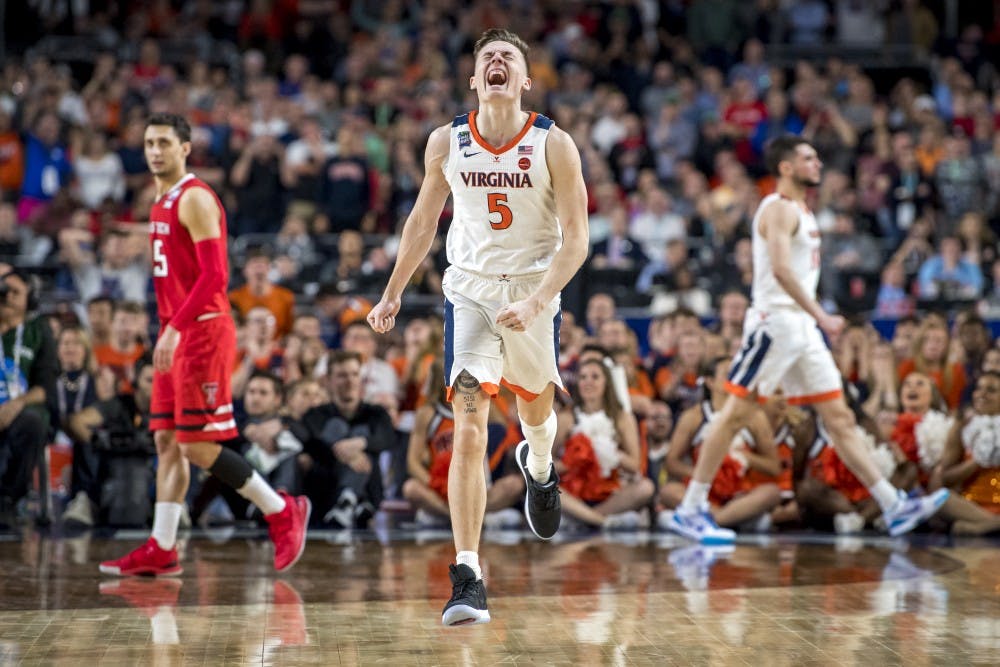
[99,578,183,617]
[99,538,183,577]
[266,492,311,572]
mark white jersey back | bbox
[443,111,561,276]
[751,192,821,311]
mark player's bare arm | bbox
[760,200,843,336]
[496,126,589,332]
[368,124,452,334]
[152,187,224,372]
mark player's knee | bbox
[451,423,488,455]
[154,430,178,456]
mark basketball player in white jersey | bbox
[665,135,949,543]
[367,28,589,625]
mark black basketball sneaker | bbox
[441,564,490,626]
[515,440,561,540]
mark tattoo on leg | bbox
[455,370,480,414]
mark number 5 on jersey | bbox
[487,193,512,230]
[153,238,168,276]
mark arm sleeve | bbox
[168,238,228,331]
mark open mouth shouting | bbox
[486,68,508,88]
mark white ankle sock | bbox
[869,478,901,514]
[521,411,557,483]
[151,502,182,550]
[680,481,711,513]
[456,550,482,580]
[237,471,287,516]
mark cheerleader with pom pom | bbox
[935,372,1000,533]
[555,358,656,529]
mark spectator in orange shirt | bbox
[229,246,295,339]
[92,300,146,393]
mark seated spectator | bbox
[643,399,674,494]
[49,325,100,527]
[311,282,372,349]
[584,292,617,336]
[637,238,690,295]
[281,332,328,383]
[917,236,984,301]
[711,290,748,346]
[897,319,967,410]
[874,262,915,319]
[649,265,713,318]
[241,371,303,498]
[229,247,296,340]
[73,130,125,211]
[59,226,150,303]
[93,300,146,393]
[654,329,707,415]
[232,307,285,397]
[629,187,686,262]
[340,319,400,408]
[67,354,157,527]
[555,358,655,530]
[85,296,114,349]
[590,205,647,271]
[284,378,327,421]
[820,212,882,301]
[294,351,395,528]
[658,357,781,531]
[401,362,524,528]
[0,269,56,527]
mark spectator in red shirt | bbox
[722,76,768,166]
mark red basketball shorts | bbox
[150,315,239,443]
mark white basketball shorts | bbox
[724,307,843,405]
[441,266,563,402]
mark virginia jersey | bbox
[750,192,821,311]
[443,111,561,276]
[149,173,231,328]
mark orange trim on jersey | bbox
[500,378,539,402]
[468,110,538,155]
[445,381,500,403]
[787,389,842,405]
[723,381,751,398]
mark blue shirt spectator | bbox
[917,237,983,300]
[19,112,72,205]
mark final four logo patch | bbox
[458,131,471,149]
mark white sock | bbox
[521,411,557,483]
[456,550,482,580]
[237,471,287,516]
[151,608,180,645]
[151,502,182,550]
[869,478,901,514]
[680,481,711,513]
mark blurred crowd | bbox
[0,1,999,534]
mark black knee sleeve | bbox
[208,447,254,489]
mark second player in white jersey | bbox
[750,192,821,312]
[444,111,561,276]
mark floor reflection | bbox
[0,527,994,665]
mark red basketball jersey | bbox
[149,174,231,327]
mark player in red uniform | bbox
[100,113,310,577]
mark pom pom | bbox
[915,410,953,471]
[962,415,1000,468]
